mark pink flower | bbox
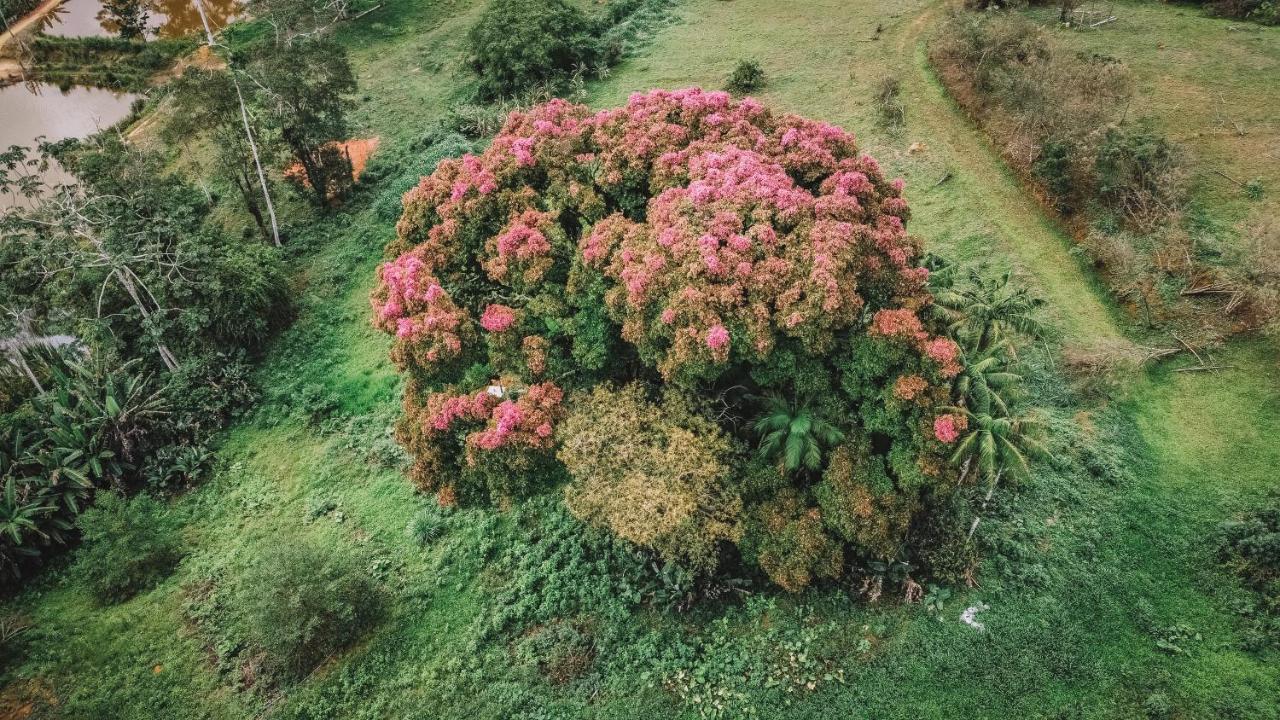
[706,324,730,350]
[480,304,517,333]
[934,415,960,443]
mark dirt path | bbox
[0,0,61,53]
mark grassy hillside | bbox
[2,1,1278,718]
[1022,0,1280,245]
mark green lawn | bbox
[2,1,1278,718]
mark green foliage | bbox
[1,358,168,578]
[471,496,656,641]
[247,37,359,205]
[406,504,449,545]
[559,384,742,576]
[725,58,766,94]
[1095,124,1186,232]
[1197,0,1280,24]
[753,393,844,476]
[192,537,387,683]
[371,133,477,222]
[0,0,41,23]
[73,492,183,604]
[466,0,609,99]
[934,268,1046,352]
[944,405,1050,487]
[1032,137,1074,211]
[26,35,196,92]
[1218,494,1280,650]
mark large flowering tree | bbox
[373,89,968,589]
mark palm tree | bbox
[934,268,1046,353]
[754,393,845,475]
[941,406,1050,489]
[952,340,1024,417]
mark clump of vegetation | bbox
[1218,494,1280,650]
[373,89,1048,593]
[406,504,449,545]
[0,132,288,580]
[73,492,183,604]
[874,76,905,127]
[725,58,766,94]
[25,36,196,92]
[0,0,41,23]
[1094,124,1186,233]
[189,538,386,684]
[466,0,613,99]
[1198,0,1279,24]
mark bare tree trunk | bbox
[192,0,282,247]
[113,267,180,372]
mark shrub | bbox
[1095,124,1186,233]
[226,539,385,681]
[725,59,766,94]
[73,492,183,604]
[406,504,449,545]
[559,384,742,574]
[466,0,606,99]
[1218,495,1280,650]
[874,76,905,127]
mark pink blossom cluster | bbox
[467,382,564,456]
[479,304,518,333]
[870,309,963,379]
[932,413,968,444]
[425,389,500,434]
[482,209,559,288]
[375,88,958,456]
[371,246,472,367]
[893,374,929,402]
[422,381,565,459]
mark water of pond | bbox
[37,0,239,39]
[0,82,138,205]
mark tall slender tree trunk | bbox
[192,0,282,247]
[233,166,269,242]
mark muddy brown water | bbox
[0,82,138,206]
[36,0,239,39]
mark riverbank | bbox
[0,0,59,53]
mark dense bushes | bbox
[1193,0,1279,24]
[73,492,183,604]
[187,538,386,683]
[1218,496,1280,650]
[559,384,742,575]
[0,0,39,23]
[465,0,674,99]
[374,89,987,592]
[26,36,197,92]
[0,134,289,579]
[725,59,766,94]
[466,0,615,100]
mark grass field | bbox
[2,1,1278,718]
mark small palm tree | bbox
[941,406,1050,489]
[953,340,1023,416]
[754,393,845,475]
[934,268,1045,353]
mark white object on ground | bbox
[960,603,990,631]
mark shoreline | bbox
[0,0,63,85]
